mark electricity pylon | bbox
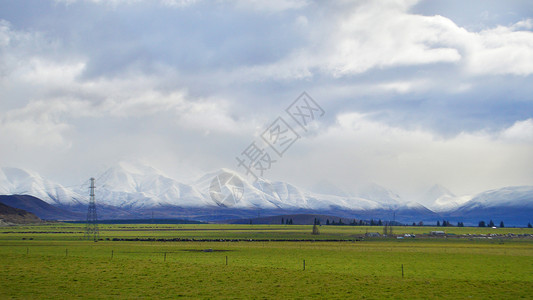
[85,177,99,242]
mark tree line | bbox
[280,217,533,228]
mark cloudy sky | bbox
[1,0,532,201]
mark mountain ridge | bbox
[0,164,531,225]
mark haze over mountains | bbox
[0,162,531,226]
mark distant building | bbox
[430,231,445,236]
[365,232,381,237]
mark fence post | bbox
[303,259,306,271]
[402,264,404,278]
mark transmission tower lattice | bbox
[85,177,99,241]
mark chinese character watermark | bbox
[209,171,244,207]
[236,92,324,182]
[261,117,300,157]
[209,92,324,207]
[286,92,325,131]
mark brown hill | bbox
[0,202,42,225]
[0,195,81,220]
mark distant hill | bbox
[0,201,42,224]
[0,195,82,220]
[445,186,533,226]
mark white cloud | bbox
[16,59,85,86]
[501,118,533,142]
[323,7,462,76]
[510,19,533,31]
[54,0,199,7]
[465,25,533,76]
[0,100,76,151]
[239,1,533,79]
[232,0,308,12]
[0,19,244,135]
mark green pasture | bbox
[1,223,531,241]
[0,224,532,299]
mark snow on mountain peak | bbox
[354,183,401,207]
[463,186,533,208]
[0,167,84,206]
[3,163,531,219]
[425,184,455,200]
[95,161,207,208]
[420,184,469,212]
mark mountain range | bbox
[0,162,531,226]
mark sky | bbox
[1,0,532,202]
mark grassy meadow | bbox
[1,223,532,299]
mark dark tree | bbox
[412,222,416,226]
[499,221,504,228]
[312,223,320,235]
[437,221,441,227]
[326,219,330,225]
[359,220,364,226]
[289,218,293,225]
[378,219,383,226]
[488,220,495,227]
[528,222,532,228]
[281,217,284,225]
[479,221,486,227]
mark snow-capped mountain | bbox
[1,163,531,225]
[422,184,471,212]
[353,183,402,208]
[459,186,533,209]
[0,167,85,206]
[196,169,383,211]
[444,186,533,225]
[257,178,384,211]
[92,161,208,208]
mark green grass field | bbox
[1,224,532,299]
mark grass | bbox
[0,224,532,299]
[2,223,531,241]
